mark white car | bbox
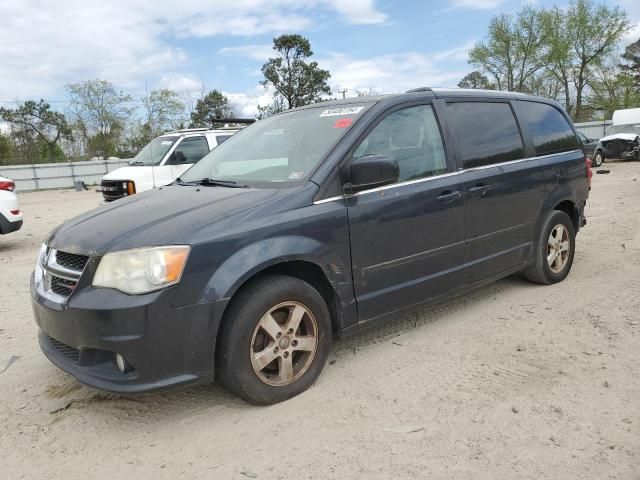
[0,176,23,235]
[99,125,249,202]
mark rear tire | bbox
[523,210,576,285]
[216,275,332,405]
[592,151,603,167]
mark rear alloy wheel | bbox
[523,210,576,285]
[216,275,331,405]
[593,151,603,167]
[547,224,571,274]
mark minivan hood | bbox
[47,185,288,255]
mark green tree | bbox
[567,0,629,120]
[256,94,286,120]
[523,71,563,101]
[0,134,13,163]
[620,37,640,88]
[189,90,232,127]
[589,59,640,119]
[458,71,494,89]
[141,88,186,140]
[66,79,134,158]
[261,34,331,109]
[0,100,71,163]
[544,6,575,113]
[468,6,549,92]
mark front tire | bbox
[592,151,603,167]
[523,210,576,285]
[216,275,332,405]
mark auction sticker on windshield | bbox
[333,118,353,128]
[320,107,364,117]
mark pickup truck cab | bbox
[100,126,246,202]
[32,88,590,404]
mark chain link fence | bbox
[0,158,131,191]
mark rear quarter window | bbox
[446,102,524,169]
[517,101,579,155]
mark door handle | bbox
[469,184,491,197]
[437,190,462,203]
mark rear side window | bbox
[447,102,524,169]
[518,101,579,155]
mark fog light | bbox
[115,354,130,373]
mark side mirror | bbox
[343,154,399,194]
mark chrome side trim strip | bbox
[312,149,582,204]
[314,195,344,205]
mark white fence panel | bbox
[0,159,131,192]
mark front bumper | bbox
[31,274,228,394]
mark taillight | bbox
[10,210,20,215]
[0,180,15,192]
[585,156,592,189]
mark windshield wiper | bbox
[197,178,249,188]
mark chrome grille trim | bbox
[36,248,89,303]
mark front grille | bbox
[55,251,89,271]
[101,180,126,202]
[50,276,77,297]
[41,249,88,301]
[48,336,80,362]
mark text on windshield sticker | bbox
[320,106,364,117]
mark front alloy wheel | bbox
[250,302,318,386]
[216,275,332,405]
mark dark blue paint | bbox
[33,89,590,393]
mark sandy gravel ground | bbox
[1,163,639,480]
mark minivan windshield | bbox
[130,136,178,166]
[180,104,371,186]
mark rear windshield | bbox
[517,101,578,155]
[181,104,371,186]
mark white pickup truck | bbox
[99,125,249,202]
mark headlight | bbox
[93,246,190,294]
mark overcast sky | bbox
[1,0,638,117]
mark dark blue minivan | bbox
[31,88,590,404]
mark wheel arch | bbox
[534,192,580,248]
[212,258,348,371]
[206,233,356,340]
[553,199,580,230]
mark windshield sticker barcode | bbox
[320,107,364,117]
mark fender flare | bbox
[199,235,352,306]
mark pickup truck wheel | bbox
[216,275,332,405]
[592,151,603,167]
[523,210,576,285]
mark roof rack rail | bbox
[405,87,433,93]
[214,118,255,125]
[167,119,256,134]
[169,127,210,133]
